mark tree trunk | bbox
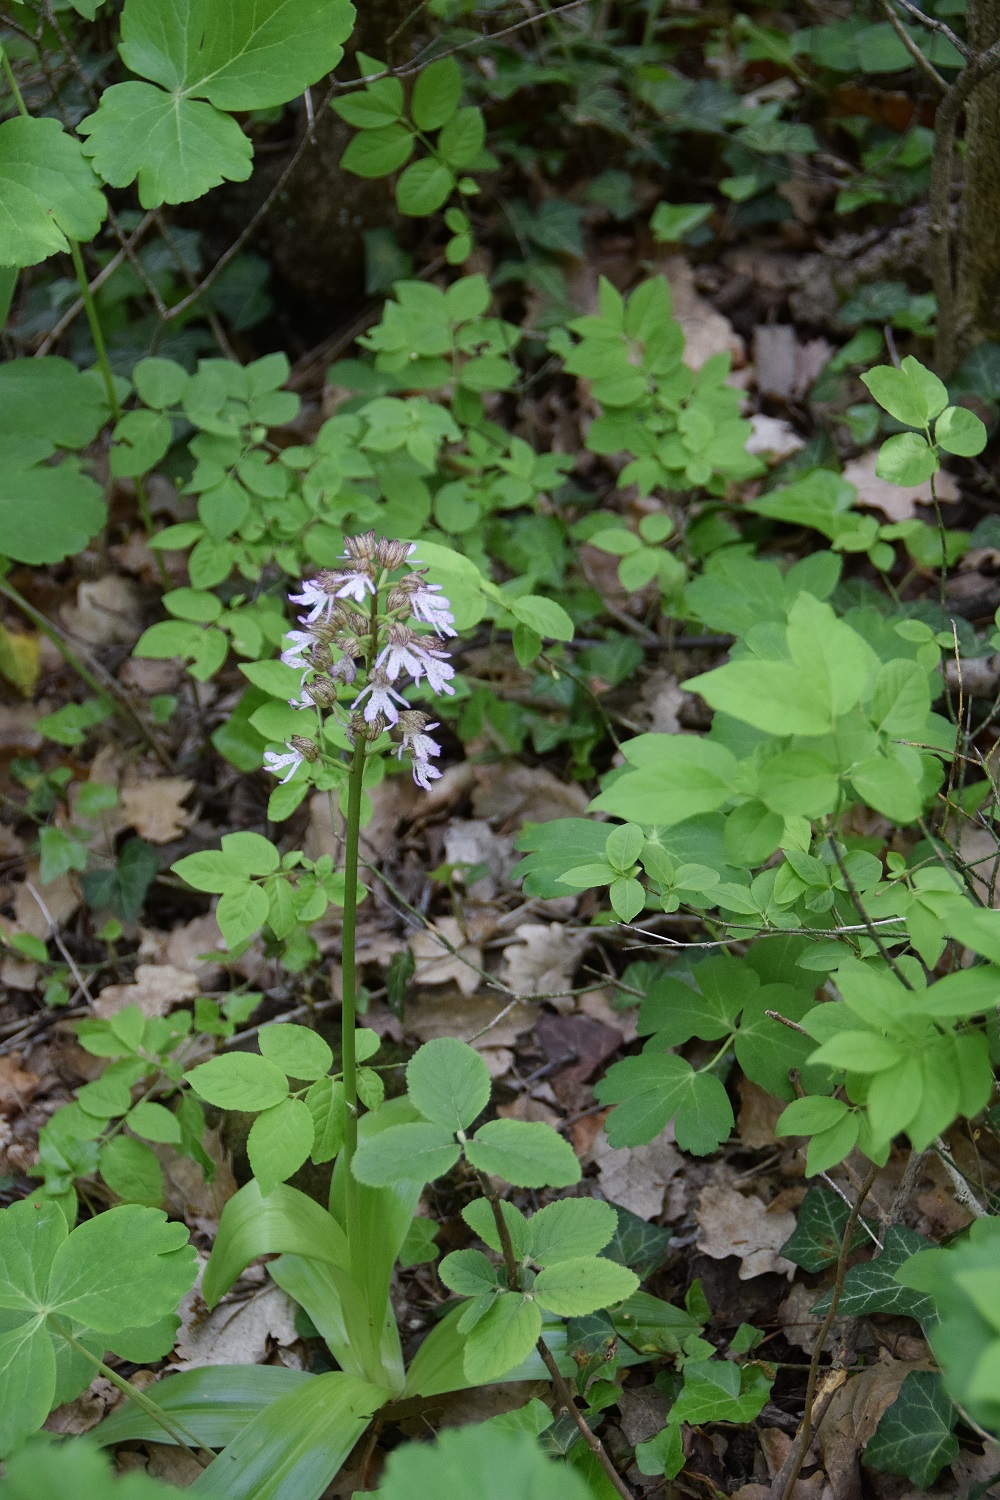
[953,0,1000,363]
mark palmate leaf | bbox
[779,1186,870,1273]
[864,1371,958,1488]
[79,0,356,207]
[595,1052,734,1155]
[811,1225,936,1323]
[376,1424,594,1500]
[0,442,106,566]
[0,116,106,268]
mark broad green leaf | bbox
[0,116,106,268]
[508,594,575,642]
[0,445,105,566]
[779,1186,868,1272]
[438,107,486,168]
[934,404,987,457]
[636,1419,685,1480]
[864,1371,958,1487]
[376,1423,593,1500]
[47,1205,197,1332]
[670,1359,773,1425]
[862,362,939,427]
[99,1136,164,1206]
[305,1077,346,1163]
[94,1364,312,1450]
[0,358,109,448]
[0,1431,188,1495]
[221,832,281,874]
[0,1322,56,1460]
[332,77,405,129]
[876,432,938,486]
[185,1054,290,1112]
[247,1098,315,1197]
[133,356,188,409]
[465,1120,581,1188]
[411,57,462,131]
[351,1121,460,1186]
[609,875,645,921]
[591,736,737,826]
[685,658,833,736]
[79,83,253,207]
[202,1181,349,1309]
[438,1248,500,1296]
[406,1037,491,1131]
[776,1095,849,1137]
[755,750,839,818]
[188,1370,386,1500]
[0,1196,67,1312]
[533,1256,639,1317]
[397,158,454,216]
[462,1292,542,1384]
[80,0,355,206]
[217,883,270,947]
[341,124,414,177]
[596,1054,733,1155]
[869,658,931,735]
[528,1199,618,1266]
[462,1198,532,1261]
[126,1102,182,1144]
[258,1023,332,1081]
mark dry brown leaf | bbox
[843,450,959,522]
[159,1126,236,1237]
[0,1053,39,1113]
[778,1280,850,1356]
[411,916,483,997]
[500,921,588,999]
[745,413,807,460]
[695,1182,797,1280]
[173,1268,298,1368]
[60,575,143,647]
[817,1357,919,1500]
[737,1077,787,1148]
[44,1376,118,1436]
[13,868,79,938]
[120,775,195,844]
[0,703,43,753]
[94,964,200,1019]
[471,763,589,827]
[406,987,538,1048]
[443,819,514,901]
[590,1131,683,1220]
[496,1093,561,1126]
[655,254,746,369]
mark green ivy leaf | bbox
[406,1037,491,1132]
[811,1225,936,1322]
[864,1371,958,1487]
[779,1186,868,1272]
[465,1120,581,1188]
[185,1053,290,1112]
[670,1359,773,1425]
[0,116,106,268]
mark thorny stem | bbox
[774,1161,880,1500]
[48,1318,213,1467]
[476,1170,634,1500]
[339,733,368,1247]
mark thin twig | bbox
[773,1162,880,1500]
[876,0,947,90]
[24,882,95,1006]
[934,1137,990,1217]
[827,836,913,987]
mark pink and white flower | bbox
[353,675,409,725]
[289,579,334,624]
[281,631,314,669]
[264,744,305,784]
[333,569,375,604]
[410,584,456,637]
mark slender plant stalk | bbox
[1,44,29,116]
[48,1318,213,1467]
[475,1170,634,1500]
[774,1161,880,1500]
[340,734,368,1244]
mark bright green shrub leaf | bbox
[185,1053,290,1112]
[247,1098,314,1197]
[509,594,575,642]
[596,1053,733,1155]
[869,658,932,735]
[397,158,455,216]
[0,358,109,448]
[533,1256,638,1317]
[98,1136,164,1206]
[528,1199,618,1266]
[172,849,246,893]
[805,1112,860,1175]
[438,107,486,168]
[651,201,714,242]
[341,123,414,177]
[605,823,644,870]
[591,736,737,826]
[163,588,222,624]
[438,1248,500,1296]
[217,883,270,947]
[406,1038,491,1131]
[465,1120,581,1188]
[636,1419,685,1480]
[305,1076,346,1163]
[776,1095,849,1137]
[0,116,106,268]
[376,1419,589,1500]
[686,658,833,736]
[756,750,839,818]
[876,431,938,486]
[463,1198,531,1260]
[133,356,188,409]
[864,1371,958,1487]
[239,660,306,698]
[352,1121,461,1185]
[462,1292,542,1384]
[126,1101,182,1145]
[411,56,462,131]
[332,77,405,128]
[935,404,987,456]
[609,876,645,920]
[862,361,940,427]
[110,409,171,478]
[258,1023,333,1081]
[0,1324,55,1460]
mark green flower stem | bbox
[0,44,28,117]
[47,1317,213,1467]
[340,732,368,1241]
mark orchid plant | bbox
[258,530,460,1208]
